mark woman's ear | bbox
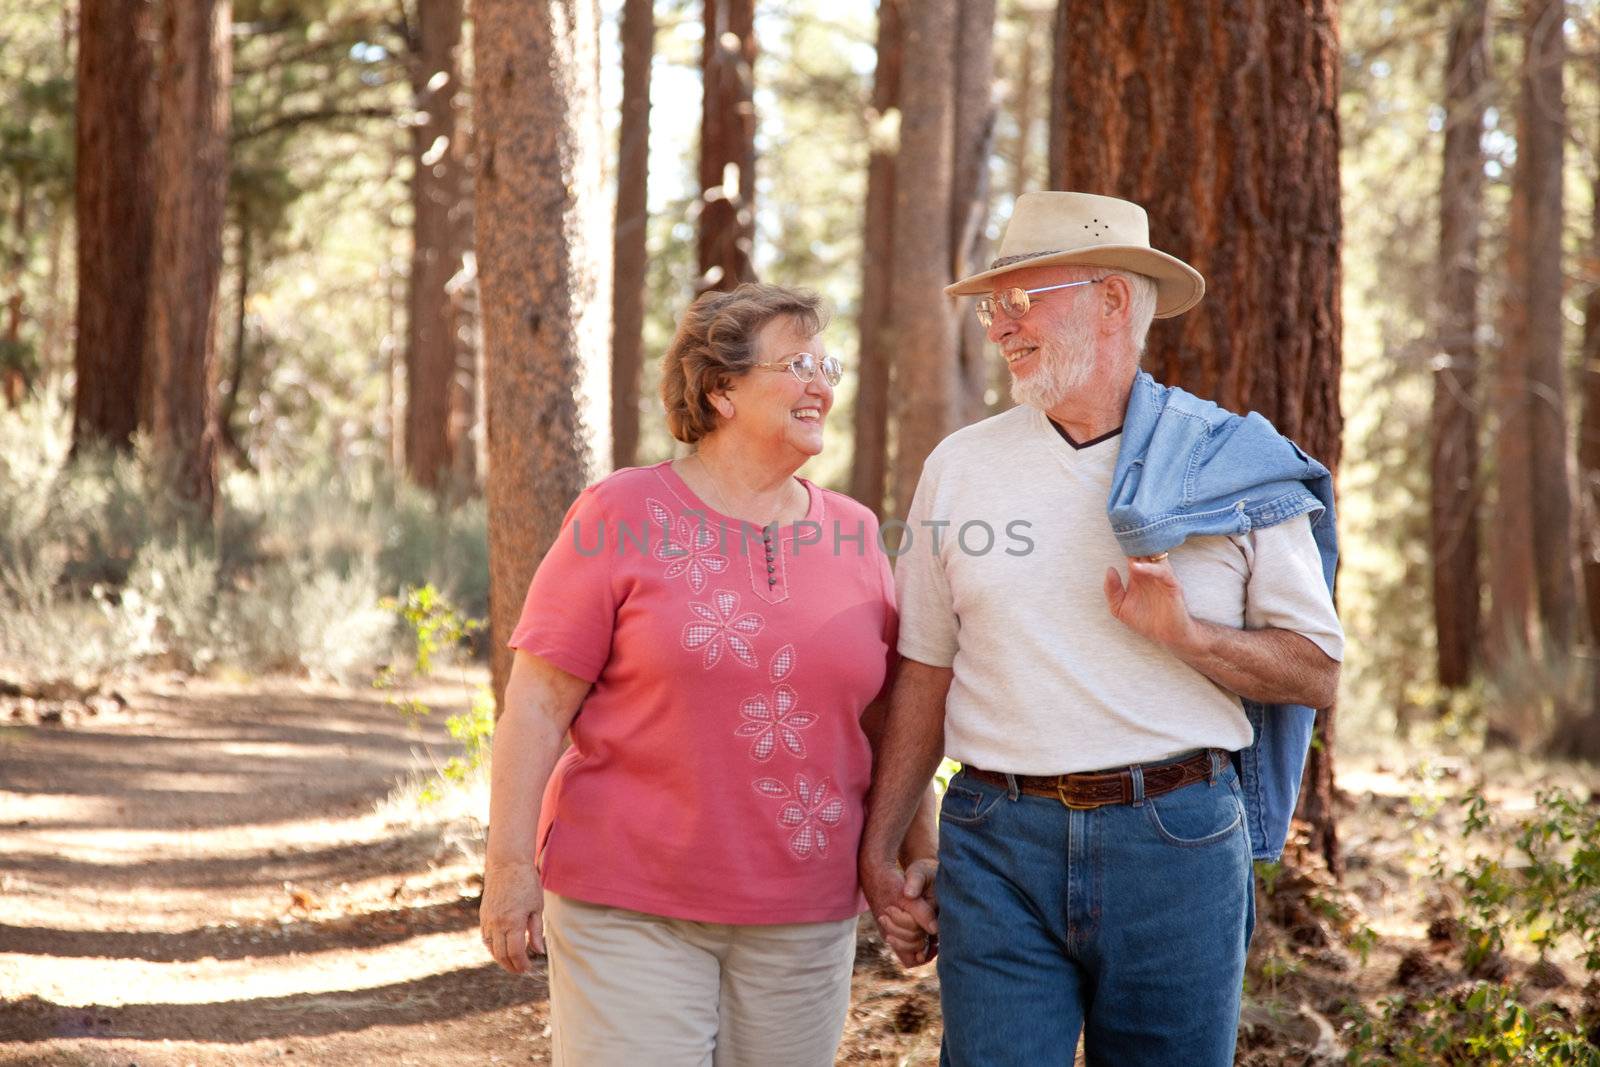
[708,383,736,420]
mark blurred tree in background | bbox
[73,0,152,448]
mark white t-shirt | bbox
[895,404,1345,776]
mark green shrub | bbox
[1451,790,1600,976]
[0,393,486,685]
[1345,983,1599,1066]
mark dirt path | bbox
[0,676,943,1065]
[16,673,1587,1065]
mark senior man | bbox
[859,191,1344,1066]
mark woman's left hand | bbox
[480,860,545,975]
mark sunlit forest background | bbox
[3,1,1600,1063]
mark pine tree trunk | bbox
[72,0,155,452]
[445,269,480,492]
[1431,0,1488,695]
[612,0,652,470]
[1580,113,1600,676]
[1520,0,1578,658]
[697,0,757,292]
[476,0,611,709]
[887,0,958,521]
[220,212,252,468]
[1554,38,1600,762]
[1050,0,1344,873]
[144,0,230,518]
[951,0,996,427]
[405,0,467,493]
[3,183,30,408]
[849,0,903,519]
[1489,164,1538,706]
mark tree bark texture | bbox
[1580,109,1600,679]
[73,0,155,452]
[1518,0,1578,659]
[612,0,652,470]
[887,0,958,521]
[850,0,903,518]
[1049,1,1342,463]
[697,0,757,292]
[476,0,611,708]
[951,0,997,426]
[1431,0,1488,692]
[1557,30,1600,762]
[144,0,231,518]
[1050,0,1344,873]
[1490,163,1538,679]
[405,0,469,492]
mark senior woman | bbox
[479,282,937,1065]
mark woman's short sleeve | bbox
[507,486,618,682]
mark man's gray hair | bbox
[1082,267,1158,354]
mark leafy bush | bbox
[116,538,223,672]
[376,584,492,804]
[1345,982,1600,1066]
[1342,789,1600,1063]
[0,393,486,685]
[1451,790,1600,976]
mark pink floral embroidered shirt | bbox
[508,462,897,924]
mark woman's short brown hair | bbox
[660,283,829,444]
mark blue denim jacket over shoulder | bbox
[1108,371,1337,861]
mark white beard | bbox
[1009,329,1095,411]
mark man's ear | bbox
[1099,274,1133,334]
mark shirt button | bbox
[768,577,777,587]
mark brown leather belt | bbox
[961,749,1221,810]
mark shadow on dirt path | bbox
[0,675,942,1065]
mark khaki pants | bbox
[543,892,857,1067]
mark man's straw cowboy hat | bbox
[945,191,1206,318]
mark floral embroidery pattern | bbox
[768,643,796,682]
[681,590,764,669]
[646,497,729,594]
[752,774,844,858]
[736,685,817,761]
[734,644,814,760]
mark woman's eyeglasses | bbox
[752,351,843,386]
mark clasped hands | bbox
[861,857,940,967]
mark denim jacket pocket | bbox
[1142,777,1244,848]
[940,778,1006,827]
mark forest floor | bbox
[0,672,1595,1066]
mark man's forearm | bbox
[862,660,953,867]
[1173,622,1339,708]
[899,784,940,865]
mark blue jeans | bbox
[935,751,1255,1067]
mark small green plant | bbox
[378,584,492,804]
[382,583,484,676]
[1254,859,1285,897]
[1451,788,1600,977]
[1344,982,1600,1066]
[419,685,496,804]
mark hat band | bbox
[987,249,1072,271]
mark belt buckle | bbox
[1056,777,1099,810]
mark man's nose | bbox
[987,314,1018,346]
